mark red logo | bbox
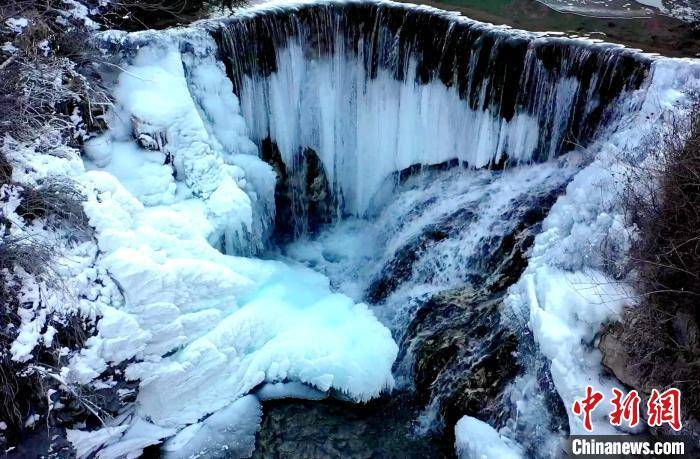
[572,386,605,431]
[647,388,682,431]
[572,386,683,432]
[610,388,641,428]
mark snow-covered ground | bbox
[538,0,700,22]
[455,416,524,459]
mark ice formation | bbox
[63,20,398,458]
[161,395,262,459]
[216,0,649,220]
[506,59,700,435]
[454,415,524,459]
[8,0,698,457]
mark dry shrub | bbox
[0,151,94,438]
[610,104,700,429]
[99,0,207,30]
[0,229,97,440]
[0,149,12,185]
[101,0,249,30]
[16,179,91,235]
[0,235,55,430]
[0,1,111,144]
[625,112,700,306]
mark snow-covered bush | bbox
[0,0,111,448]
[0,171,101,446]
[16,179,91,233]
[0,2,110,144]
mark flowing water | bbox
[264,162,578,456]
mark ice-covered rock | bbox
[162,395,262,459]
[454,416,524,459]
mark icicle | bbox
[212,0,650,228]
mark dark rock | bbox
[132,117,167,152]
[600,310,700,442]
[261,138,334,242]
[366,224,452,304]
[406,288,522,432]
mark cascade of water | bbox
[280,160,577,454]
[71,1,700,457]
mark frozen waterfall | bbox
[213,0,650,230]
[63,1,700,457]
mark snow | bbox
[66,426,130,458]
[83,34,271,254]
[2,42,19,54]
[5,18,29,33]
[68,180,396,428]
[455,416,524,459]
[93,420,176,459]
[633,0,700,22]
[59,0,99,29]
[504,57,700,435]
[67,420,175,459]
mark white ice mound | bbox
[454,416,524,459]
[68,29,397,449]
